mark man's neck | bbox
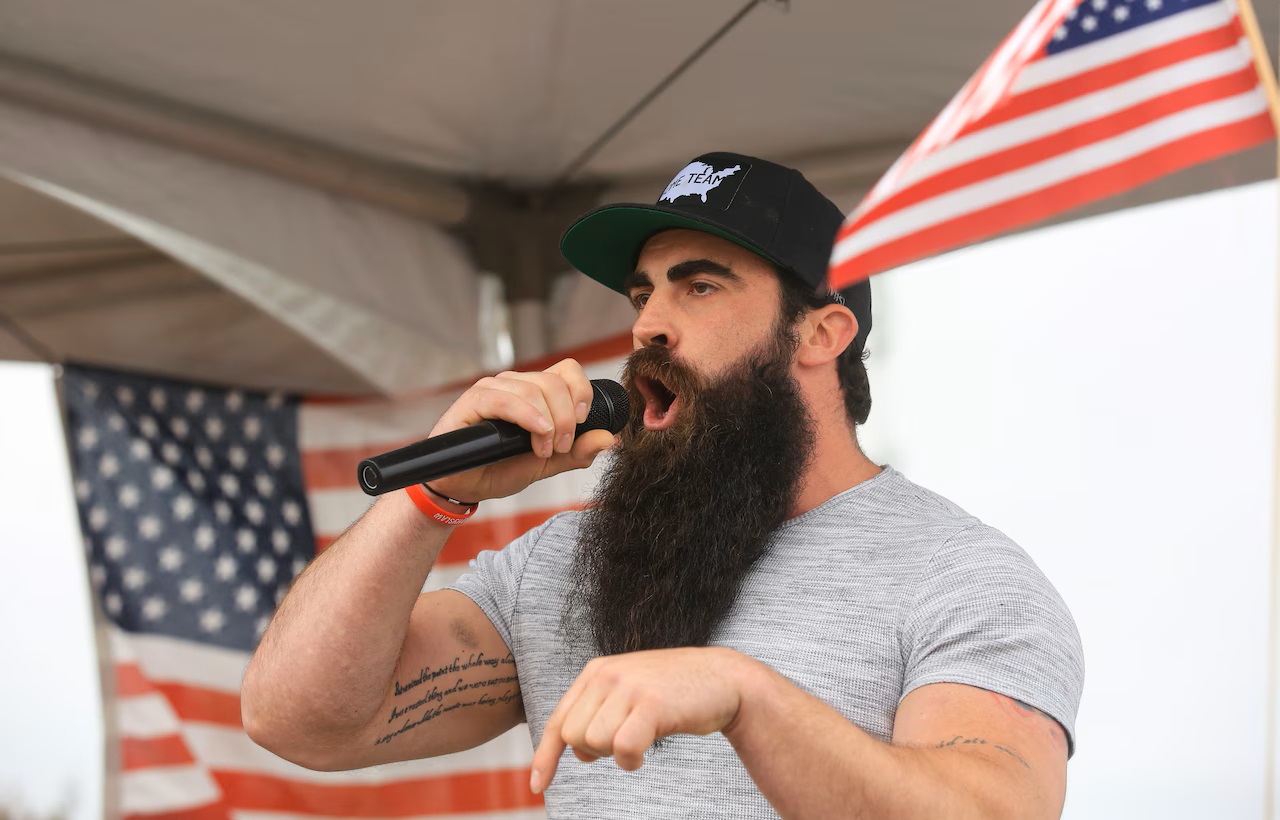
[788,418,881,519]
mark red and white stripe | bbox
[828,0,1277,288]
[111,334,633,819]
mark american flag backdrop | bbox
[828,0,1279,289]
[62,335,632,820]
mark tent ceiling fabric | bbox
[0,0,1274,394]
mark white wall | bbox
[0,181,1275,818]
[859,180,1277,819]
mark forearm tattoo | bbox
[936,735,1031,769]
[374,652,520,746]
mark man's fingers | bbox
[558,684,610,757]
[440,379,555,454]
[501,370,580,454]
[530,671,591,794]
[580,689,635,759]
[543,358,596,425]
[612,708,658,772]
[530,728,566,794]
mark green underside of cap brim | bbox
[560,204,785,295]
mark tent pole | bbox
[0,308,58,363]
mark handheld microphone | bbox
[357,379,630,496]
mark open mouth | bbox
[635,375,680,431]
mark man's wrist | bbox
[402,484,478,527]
[717,648,777,743]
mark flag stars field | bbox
[158,547,183,572]
[141,596,167,622]
[122,567,147,591]
[104,536,127,561]
[215,555,237,581]
[152,465,174,491]
[199,608,225,634]
[235,585,259,611]
[138,515,161,540]
[118,484,140,510]
[172,493,195,520]
[179,578,204,603]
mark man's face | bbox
[566,230,817,657]
[624,229,788,431]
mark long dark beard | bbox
[567,321,816,656]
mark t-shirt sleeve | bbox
[900,523,1085,754]
[445,515,567,655]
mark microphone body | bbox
[358,378,629,496]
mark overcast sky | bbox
[0,362,102,820]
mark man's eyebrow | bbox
[667,259,741,284]
[622,270,651,293]
[623,259,742,293]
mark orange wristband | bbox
[405,483,477,526]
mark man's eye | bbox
[691,282,715,295]
[631,292,651,309]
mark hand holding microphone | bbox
[358,359,629,503]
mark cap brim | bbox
[560,204,788,295]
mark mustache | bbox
[620,346,703,423]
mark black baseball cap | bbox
[560,151,872,351]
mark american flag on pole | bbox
[828,0,1280,288]
[62,335,631,819]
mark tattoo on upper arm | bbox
[992,693,1068,752]
[1012,698,1050,718]
[450,617,479,649]
[374,652,520,746]
[937,736,1031,769]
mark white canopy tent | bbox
[0,0,1275,395]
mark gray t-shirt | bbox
[450,466,1084,819]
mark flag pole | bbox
[1236,0,1280,815]
[1235,0,1280,131]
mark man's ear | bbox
[796,304,857,367]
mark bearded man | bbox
[242,152,1084,820]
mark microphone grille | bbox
[584,379,631,434]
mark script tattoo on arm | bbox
[936,735,1031,769]
[374,652,520,746]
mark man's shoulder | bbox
[501,508,585,570]
[792,467,1047,572]
[804,466,983,538]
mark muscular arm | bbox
[241,358,615,771]
[533,648,1068,820]
[240,491,523,770]
[726,662,1067,820]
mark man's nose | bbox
[631,296,676,349]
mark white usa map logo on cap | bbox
[660,161,744,204]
